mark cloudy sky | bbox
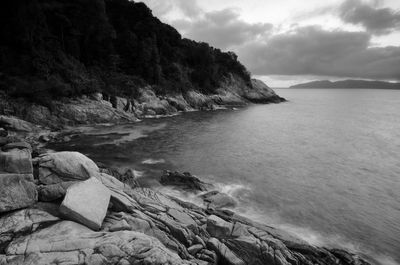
[140,0,400,87]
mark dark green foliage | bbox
[0,0,252,104]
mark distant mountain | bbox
[290,80,400,89]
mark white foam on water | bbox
[156,186,205,207]
[142,158,166,165]
[150,174,399,265]
[229,204,399,265]
[144,113,180,119]
[375,255,400,265]
[213,182,251,197]
[196,179,399,265]
[132,170,144,178]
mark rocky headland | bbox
[0,0,284,130]
[0,78,284,130]
[0,117,373,265]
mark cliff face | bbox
[0,0,282,112]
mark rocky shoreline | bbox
[0,78,285,130]
[0,111,374,265]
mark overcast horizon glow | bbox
[140,0,400,87]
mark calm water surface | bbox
[48,89,400,265]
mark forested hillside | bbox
[0,0,252,105]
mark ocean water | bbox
[48,88,400,265]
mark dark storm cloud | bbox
[339,0,400,35]
[239,26,400,80]
[174,9,273,49]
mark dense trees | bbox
[0,0,252,103]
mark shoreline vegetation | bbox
[0,115,374,265]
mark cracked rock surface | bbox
[0,144,372,265]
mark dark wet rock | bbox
[200,191,237,209]
[0,174,37,213]
[0,129,7,137]
[37,181,76,202]
[99,166,139,188]
[0,136,22,147]
[160,170,209,192]
[38,134,51,143]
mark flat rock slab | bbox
[2,220,186,265]
[168,208,197,227]
[0,174,37,213]
[0,148,32,174]
[206,215,233,238]
[60,177,110,230]
[207,238,245,265]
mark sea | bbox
[47,88,400,265]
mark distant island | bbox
[290,80,400,89]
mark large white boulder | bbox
[60,177,110,230]
[36,152,99,184]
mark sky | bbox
[140,0,400,87]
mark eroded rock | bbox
[206,215,233,238]
[0,150,373,265]
[207,237,245,265]
[38,181,76,202]
[200,191,237,209]
[0,174,37,213]
[160,171,209,192]
[3,221,188,265]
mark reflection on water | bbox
[48,89,400,265]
